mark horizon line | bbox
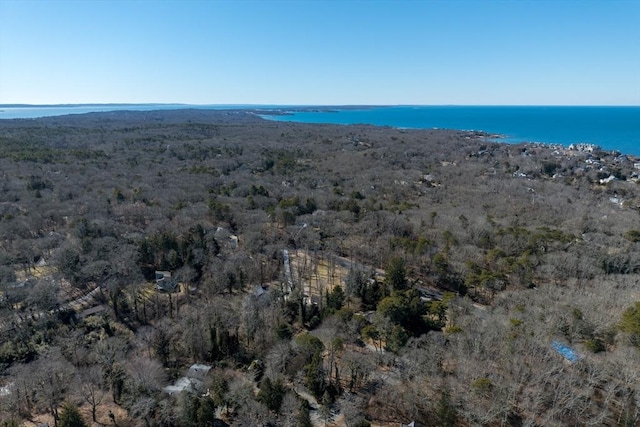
[2,103,639,108]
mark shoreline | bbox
[1,105,638,158]
[257,106,640,157]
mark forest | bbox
[0,109,639,427]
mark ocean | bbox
[1,105,639,156]
[263,106,640,157]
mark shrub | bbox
[584,338,606,353]
[625,230,640,243]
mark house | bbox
[610,196,624,206]
[568,143,600,153]
[78,305,108,319]
[163,363,212,395]
[155,271,178,292]
[253,284,267,297]
[215,227,239,249]
[599,175,617,184]
[0,381,13,396]
[187,363,212,381]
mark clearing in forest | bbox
[287,249,383,304]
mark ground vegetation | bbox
[0,109,639,426]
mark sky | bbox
[1,0,639,106]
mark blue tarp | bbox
[552,341,581,362]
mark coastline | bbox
[258,105,640,157]
[1,104,638,157]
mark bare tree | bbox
[77,367,105,423]
[30,350,75,427]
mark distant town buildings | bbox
[568,143,600,153]
[599,175,617,185]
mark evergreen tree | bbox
[297,401,313,427]
[257,377,287,413]
[384,257,407,291]
[619,301,640,347]
[326,284,345,312]
[58,402,87,427]
[196,397,216,426]
[319,390,333,425]
[434,390,457,427]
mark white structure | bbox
[599,175,617,184]
[568,143,600,153]
[163,364,212,395]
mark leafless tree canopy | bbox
[0,109,639,426]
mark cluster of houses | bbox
[568,143,600,153]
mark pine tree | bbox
[58,402,87,427]
[619,301,640,347]
[257,377,287,413]
[297,401,313,427]
[319,390,333,425]
[385,257,408,291]
[434,390,457,427]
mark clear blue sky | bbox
[1,0,639,105]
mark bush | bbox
[444,325,463,335]
[584,338,606,353]
[472,377,493,394]
[625,230,640,243]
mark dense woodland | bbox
[0,109,639,427]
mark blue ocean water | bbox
[265,106,640,156]
[2,105,638,156]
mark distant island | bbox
[0,102,183,108]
